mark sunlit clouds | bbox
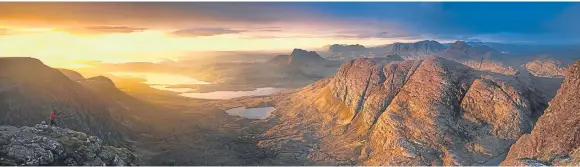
[0,27,414,68]
[0,2,422,68]
[2,2,579,68]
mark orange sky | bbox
[0,3,425,68]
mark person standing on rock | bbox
[49,109,61,126]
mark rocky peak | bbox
[267,49,326,65]
[448,41,498,57]
[326,44,367,53]
[0,122,138,166]
[501,60,580,166]
[290,49,325,61]
[449,40,471,51]
[266,49,327,66]
[415,40,445,48]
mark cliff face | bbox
[253,56,550,165]
[0,123,138,166]
[501,60,580,166]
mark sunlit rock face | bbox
[501,60,580,166]
[254,56,550,165]
[0,123,139,166]
[525,57,566,78]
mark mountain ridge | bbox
[231,56,554,165]
[0,57,127,145]
[501,60,580,166]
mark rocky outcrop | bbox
[0,122,138,166]
[252,56,549,165]
[264,49,340,80]
[268,49,327,65]
[525,58,566,78]
[501,60,580,166]
[288,49,326,64]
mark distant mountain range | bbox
[319,40,580,76]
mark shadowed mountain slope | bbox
[501,60,580,166]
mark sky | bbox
[1,2,579,67]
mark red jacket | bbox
[49,112,56,120]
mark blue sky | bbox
[295,2,580,43]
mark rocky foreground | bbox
[0,122,138,166]
[501,60,580,166]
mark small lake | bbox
[149,85,195,93]
[108,72,211,85]
[108,72,285,99]
[225,107,276,119]
[180,87,287,100]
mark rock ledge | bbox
[0,122,138,166]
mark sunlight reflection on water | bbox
[225,107,276,119]
[108,72,210,85]
[180,87,286,99]
[108,72,285,99]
